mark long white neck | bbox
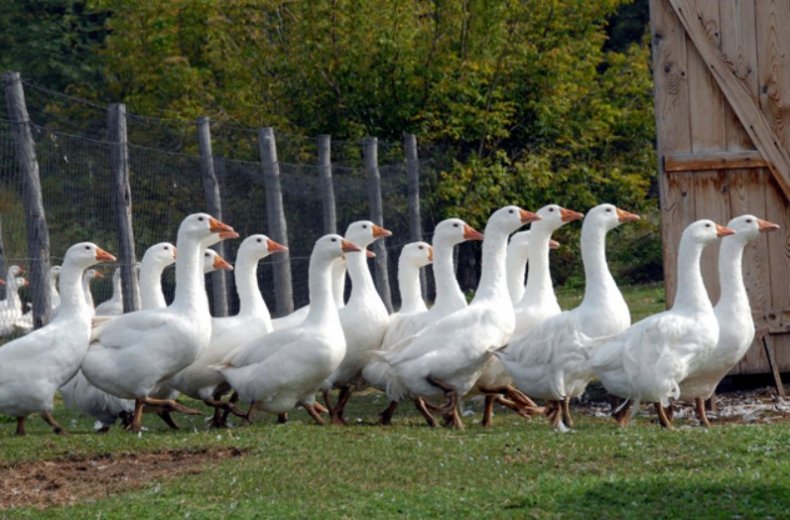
[171,235,208,315]
[672,235,710,312]
[111,271,122,302]
[506,244,528,304]
[235,252,269,323]
[82,276,95,308]
[139,262,168,310]
[473,227,509,303]
[715,236,749,315]
[331,257,347,308]
[58,262,90,320]
[580,224,618,308]
[523,228,558,308]
[347,250,379,303]
[4,271,20,308]
[431,237,466,311]
[398,260,426,313]
[306,253,339,325]
[49,274,60,304]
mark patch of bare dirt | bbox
[0,447,245,510]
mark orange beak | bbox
[95,247,117,263]
[17,266,24,274]
[267,239,289,253]
[519,209,540,224]
[219,230,240,240]
[94,271,104,279]
[615,208,641,223]
[427,246,434,262]
[560,208,584,222]
[716,224,736,237]
[212,254,234,271]
[463,224,484,241]
[366,249,376,258]
[209,217,235,235]
[22,278,29,287]
[549,239,560,250]
[758,219,781,232]
[372,224,392,238]
[172,247,177,259]
[341,239,361,253]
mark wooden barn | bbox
[650,0,790,391]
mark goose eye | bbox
[198,216,204,222]
[606,208,612,213]
[331,238,337,242]
[362,224,368,229]
[705,223,711,228]
[508,209,514,214]
[257,238,262,243]
[85,245,90,250]
[746,219,753,223]
[163,246,169,250]
[418,246,423,250]
[453,223,459,228]
[549,208,554,212]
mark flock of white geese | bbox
[0,203,780,435]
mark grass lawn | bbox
[1,283,788,518]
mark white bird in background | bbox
[381,206,539,428]
[505,231,560,306]
[678,215,779,426]
[590,219,733,429]
[80,213,235,432]
[0,242,116,435]
[94,267,124,316]
[0,265,26,336]
[138,242,177,311]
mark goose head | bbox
[533,204,583,234]
[49,265,62,280]
[83,269,102,283]
[433,218,483,246]
[508,230,558,257]
[683,219,734,246]
[142,242,177,271]
[65,242,117,269]
[400,241,433,269]
[487,205,540,235]
[583,203,640,232]
[178,212,236,246]
[344,220,391,251]
[203,249,233,274]
[726,214,780,242]
[7,265,23,278]
[15,276,28,288]
[314,234,361,263]
[238,234,288,262]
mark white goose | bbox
[382,206,539,428]
[61,247,230,432]
[363,218,483,424]
[80,213,235,432]
[590,219,733,428]
[0,243,115,435]
[475,205,583,426]
[322,220,392,424]
[16,265,63,332]
[506,231,559,305]
[0,265,25,336]
[678,215,779,426]
[94,268,124,316]
[82,268,101,313]
[168,234,287,427]
[217,234,360,423]
[139,242,177,311]
[498,204,639,429]
[271,256,347,330]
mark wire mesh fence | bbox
[0,77,446,323]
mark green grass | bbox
[557,282,666,323]
[3,283,788,518]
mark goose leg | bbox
[561,397,574,429]
[312,402,329,415]
[414,398,438,427]
[482,395,495,427]
[130,399,145,432]
[203,398,247,428]
[664,403,674,422]
[277,413,289,424]
[41,411,66,434]
[15,416,26,436]
[447,403,465,430]
[303,404,325,425]
[426,376,458,416]
[695,397,710,427]
[545,401,559,427]
[655,403,674,430]
[322,389,334,414]
[331,386,352,425]
[493,396,535,419]
[157,411,180,430]
[612,399,632,428]
[479,384,545,416]
[379,400,399,425]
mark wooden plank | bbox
[664,150,767,171]
[668,0,790,200]
[693,170,730,304]
[3,71,51,327]
[363,137,393,313]
[403,132,427,300]
[685,0,727,152]
[763,173,790,370]
[650,0,693,306]
[719,0,759,151]
[754,0,790,153]
[258,127,294,316]
[108,103,140,313]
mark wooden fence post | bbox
[363,137,393,312]
[0,217,5,301]
[3,71,51,327]
[108,103,140,313]
[258,127,293,316]
[404,132,427,298]
[197,116,229,317]
[317,134,336,234]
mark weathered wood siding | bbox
[651,0,790,375]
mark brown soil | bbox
[0,447,245,511]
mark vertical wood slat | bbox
[404,132,427,299]
[693,170,730,304]
[3,71,51,327]
[108,103,140,313]
[258,127,294,316]
[363,137,394,313]
[317,135,337,234]
[197,116,228,317]
[650,0,693,306]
